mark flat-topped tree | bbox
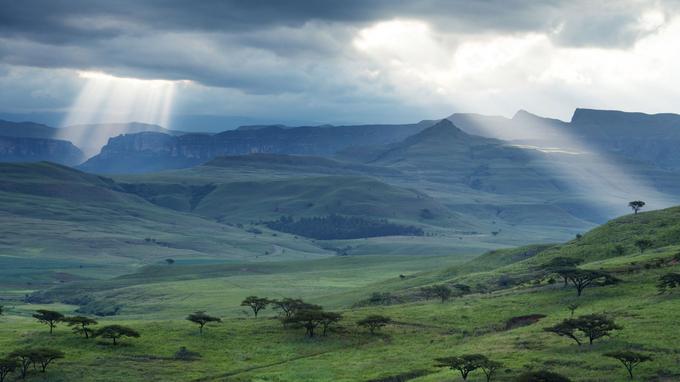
[357,315,391,334]
[629,200,645,214]
[28,348,64,373]
[284,309,325,337]
[540,257,583,286]
[546,314,621,346]
[479,357,502,382]
[544,319,583,346]
[435,354,486,381]
[32,310,64,334]
[605,351,652,380]
[575,314,622,345]
[241,296,269,318]
[63,316,98,338]
[94,325,140,345]
[556,269,609,296]
[0,357,18,382]
[657,273,680,294]
[319,311,342,336]
[186,311,221,335]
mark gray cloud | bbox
[1,0,679,126]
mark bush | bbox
[265,214,424,240]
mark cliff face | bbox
[80,122,434,173]
[0,136,85,165]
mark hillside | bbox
[6,204,680,381]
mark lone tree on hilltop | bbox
[605,351,652,380]
[628,200,645,214]
[634,239,653,254]
[32,310,64,334]
[357,315,392,334]
[435,354,486,381]
[241,296,269,318]
[186,311,221,335]
[657,273,680,294]
[556,269,609,296]
[63,316,98,338]
[0,357,18,382]
[94,325,140,345]
[515,371,571,382]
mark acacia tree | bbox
[556,269,608,296]
[357,315,392,334]
[575,314,622,345]
[479,357,502,382]
[186,311,221,335]
[435,354,485,381]
[421,285,453,302]
[634,239,653,254]
[657,273,680,294]
[63,316,98,338]
[32,310,64,334]
[544,319,582,346]
[546,314,621,346]
[28,348,64,373]
[284,309,325,337]
[8,349,33,379]
[241,296,269,318]
[605,351,652,380]
[541,257,583,286]
[94,325,140,345]
[628,200,645,214]
[319,312,342,336]
[0,305,3,316]
[0,357,18,382]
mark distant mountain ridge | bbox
[80,121,436,173]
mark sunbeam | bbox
[58,71,180,156]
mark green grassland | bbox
[2,206,680,381]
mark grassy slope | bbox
[2,207,680,381]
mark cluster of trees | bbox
[239,296,392,338]
[264,214,424,240]
[30,310,140,345]
[0,308,143,380]
[434,349,651,381]
[0,348,64,381]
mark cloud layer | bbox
[1,0,680,127]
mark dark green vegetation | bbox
[265,215,424,240]
[2,204,680,381]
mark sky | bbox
[2,0,680,130]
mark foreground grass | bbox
[1,257,678,382]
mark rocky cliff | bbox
[0,136,85,165]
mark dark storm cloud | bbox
[0,0,677,100]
